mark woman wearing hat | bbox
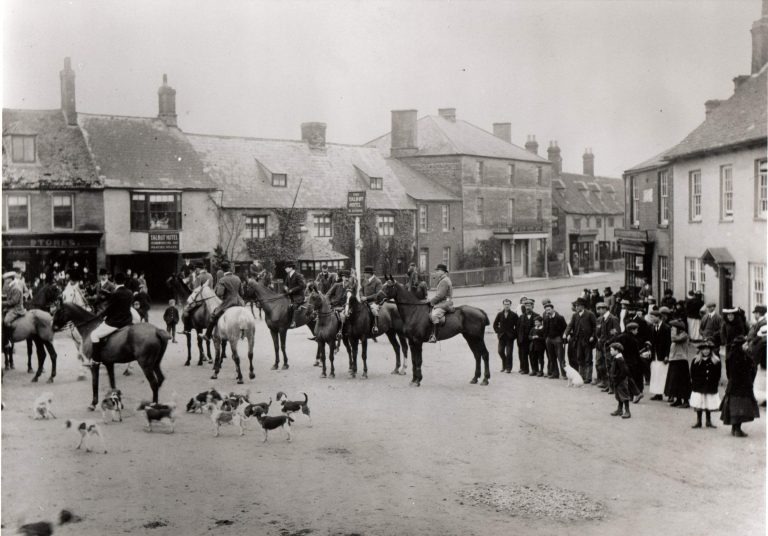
[720,336,760,437]
[664,319,692,408]
[690,339,721,429]
[721,307,747,355]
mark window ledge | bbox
[718,219,734,224]
[688,220,703,224]
[755,216,767,222]
[657,224,669,229]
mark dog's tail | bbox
[302,392,308,405]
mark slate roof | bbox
[2,109,101,189]
[299,236,349,261]
[625,148,673,174]
[366,114,550,163]
[665,68,768,160]
[551,172,625,215]
[78,114,215,190]
[187,133,417,210]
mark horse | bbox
[166,275,218,366]
[210,306,257,384]
[2,310,58,383]
[52,303,169,409]
[242,277,264,320]
[306,291,343,378]
[381,276,491,386]
[244,280,312,370]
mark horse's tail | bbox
[480,308,490,327]
[156,328,171,359]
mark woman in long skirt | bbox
[720,336,760,437]
[690,339,721,428]
[665,320,692,408]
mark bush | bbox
[456,238,502,269]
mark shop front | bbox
[615,228,655,296]
[2,233,102,282]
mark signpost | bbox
[347,191,366,277]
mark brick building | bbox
[2,58,104,280]
[367,109,552,279]
[547,143,624,275]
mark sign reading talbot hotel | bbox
[148,231,180,252]
[347,191,366,215]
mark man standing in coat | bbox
[595,302,621,391]
[314,264,336,295]
[428,264,452,343]
[283,261,306,328]
[543,300,567,379]
[517,299,541,375]
[360,266,382,334]
[567,297,597,384]
[493,299,518,373]
[203,262,245,340]
[700,301,723,349]
[686,291,705,339]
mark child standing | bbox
[529,316,546,376]
[609,342,632,419]
[689,339,720,429]
[164,298,180,343]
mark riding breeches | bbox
[430,305,449,324]
[368,302,380,316]
[3,310,24,327]
[90,322,119,343]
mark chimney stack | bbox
[438,108,456,122]
[60,57,77,126]
[547,141,562,175]
[158,74,177,127]
[301,122,327,151]
[492,123,512,143]
[751,0,768,74]
[524,135,539,155]
[733,75,750,91]
[391,109,418,157]
[705,99,723,118]
[583,148,595,177]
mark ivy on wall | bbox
[456,237,502,269]
[244,208,307,272]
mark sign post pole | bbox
[354,216,362,278]
[347,191,366,278]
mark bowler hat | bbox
[542,298,552,306]
[575,297,588,307]
[435,263,448,272]
[338,269,350,278]
[363,265,375,274]
[285,261,296,269]
[753,305,767,315]
[659,306,671,314]
[625,322,639,330]
[596,302,608,310]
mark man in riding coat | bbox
[314,264,336,295]
[283,261,306,328]
[360,266,382,334]
[2,270,26,335]
[181,260,213,335]
[428,264,453,343]
[309,269,354,343]
[87,273,134,364]
[204,261,244,340]
[30,272,61,314]
[249,260,272,288]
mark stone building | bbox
[367,109,552,279]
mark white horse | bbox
[210,306,257,384]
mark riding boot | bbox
[372,316,379,335]
[179,312,192,335]
[428,324,438,343]
[288,304,296,328]
[90,341,103,366]
[203,316,218,341]
[621,402,631,418]
[308,317,318,341]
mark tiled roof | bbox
[187,133,417,210]
[366,115,550,163]
[78,114,215,190]
[551,172,625,215]
[665,68,768,159]
[625,148,672,173]
[2,109,101,189]
[299,236,349,261]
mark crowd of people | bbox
[492,286,765,435]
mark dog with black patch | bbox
[100,389,124,423]
[276,391,311,426]
[137,401,176,433]
[32,392,56,420]
[186,388,223,413]
[206,402,246,437]
[255,412,293,442]
[65,419,107,453]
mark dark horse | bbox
[381,277,491,386]
[306,290,342,378]
[166,274,214,366]
[245,280,312,370]
[52,303,170,409]
[2,310,59,383]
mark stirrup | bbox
[428,334,437,343]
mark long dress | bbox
[720,344,760,425]
[664,332,692,400]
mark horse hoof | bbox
[31,377,39,383]
[330,373,335,378]
[184,362,190,367]
[27,368,33,374]
[281,364,289,370]
[321,373,327,378]
[210,374,218,380]
[391,369,398,375]
[197,362,204,367]
[46,378,54,384]
[362,373,368,379]
[271,365,278,371]
[249,373,255,380]
[470,378,478,384]
[481,379,489,386]
[87,405,96,411]
[237,379,244,385]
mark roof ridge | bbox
[78,112,166,122]
[186,131,374,149]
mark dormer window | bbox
[11,135,36,163]
[272,173,287,187]
[370,177,383,190]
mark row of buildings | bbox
[617,2,768,311]
[3,58,624,297]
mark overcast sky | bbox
[2,0,762,178]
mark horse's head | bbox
[381,274,397,299]
[51,303,74,331]
[306,289,327,314]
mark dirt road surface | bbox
[2,276,765,535]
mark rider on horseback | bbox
[283,261,306,329]
[180,260,213,335]
[309,269,354,342]
[428,264,453,343]
[2,270,26,348]
[203,261,244,341]
[88,273,134,364]
[360,266,382,335]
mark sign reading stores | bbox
[148,232,180,252]
[347,191,366,216]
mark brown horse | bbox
[245,280,312,370]
[306,291,343,378]
[2,310,58,383]
[381,276,491,386]
[166,275,216,366]
[52,303,169,409]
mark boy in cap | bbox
[529,316,546,376]
[428,264,452,343]
[609,342,633,418]
[595,302,620,391]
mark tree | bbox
[244,209,306,273]
[456,238,503,269]
[216,209,247,262]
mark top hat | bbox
[363,265,375,274]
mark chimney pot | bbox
[438,108,456,122]
[524,134,539,155]
[547,140,562,175]
[59,57,77,126]
[492,122,512,143]
[301,122,327,151]
[582,148,595,176]
[158,74,177,127]
[391,109,418,157]
[705,99,723,118]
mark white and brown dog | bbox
[276,392,311,426]
[137,401,176,433]
[255,413,293,442]
[100,389,124,423]
[32,392,56,420]
[206,403,245,437]
[65,419,107,453]
[186,388,223,413]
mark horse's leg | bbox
[27,338,34,373]
[361,337,368,379]
[387,331,401,375]
[462,334,483,385]
[270,330,280,370]
[138,361,160,405]
[319,343,327,378]
[329,340,336,378]
[221,340,228,361]
[31,336,46,383]
[231,340,244,384]
[210,339,222,380]
[280,330,288,369]
[105,362,117,390]
[399,333,409,374]
[481,339,491,385]
[410,340,423,386]
[89,363,101,410]
[44,341,58,382]
[196,334,206,366]
[205,336,213,363]
[184,332,192,366]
